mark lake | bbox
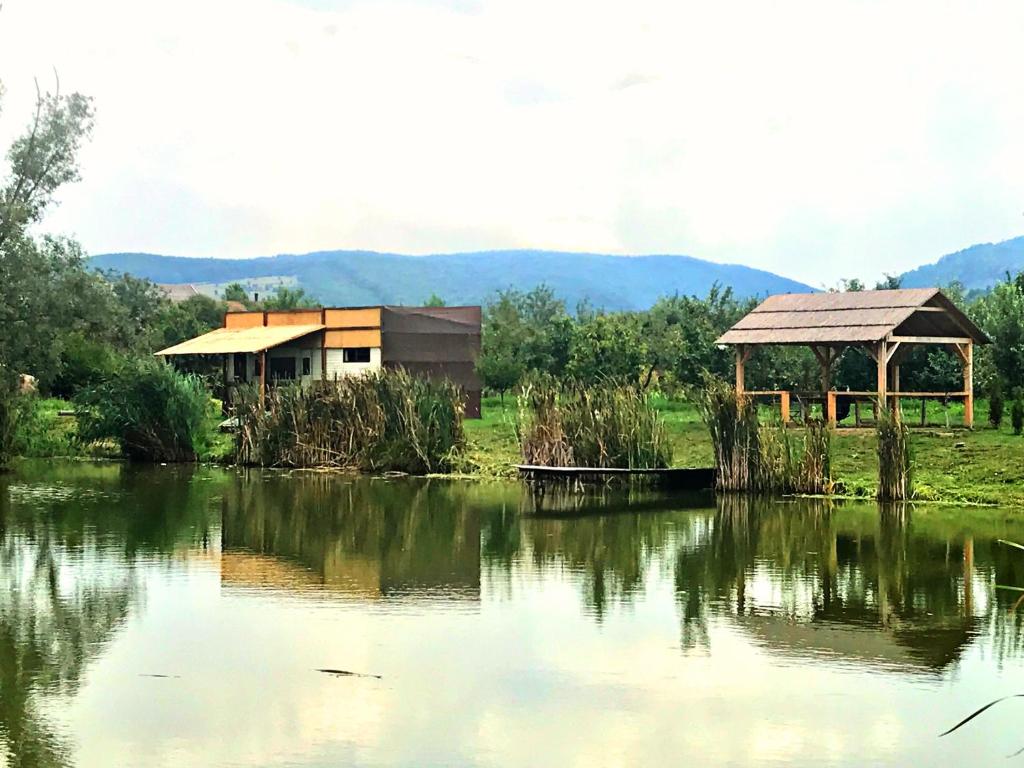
[2,461,1023,767]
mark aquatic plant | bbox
[693,374,760,491]
[74,357,214,462]
[695,375,831,494]
[515,378,672,470]
[235,368,465,473]
[876,408,913,501]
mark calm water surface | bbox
[2,461,1024,767]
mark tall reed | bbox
[235,368,465,473]
[695,375,832,495]
[516,379,672,469]
[876,408,912,501]
[694,375,761,491]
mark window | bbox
[343,347,371,363]
[302,357,312,376]
[269,357,297,380]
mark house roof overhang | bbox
[155,324,325,356]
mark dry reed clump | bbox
[695,374,832,495]
[516,379,672,469]
[235,368,465,473]
[876,407,913,501]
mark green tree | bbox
[477,291,528,399]
[973,273,1024,390]
[222,282,249,303]
[567,312,646,383]
[261,285,319,310]
[424,292,446,307]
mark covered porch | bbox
[717,289,990,427]
[156,323,326,402]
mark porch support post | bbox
[259,350,267,406]
[780,391,791,423]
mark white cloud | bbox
[1,0,1022,285]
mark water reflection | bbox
[3,464,1024,766]
[0,463,220,768]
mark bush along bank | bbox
[74,358,217,462]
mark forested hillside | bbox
[91,249,814,309]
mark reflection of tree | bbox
[0,462,223,767]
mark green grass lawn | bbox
[466,395,1024,506]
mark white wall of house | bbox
[325,347,382,380]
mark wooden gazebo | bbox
[716,288,990,427]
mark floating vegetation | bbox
[876,407,913,501]
[235,368,465,473]
[515,379,672,470]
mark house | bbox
[156,305,482,417]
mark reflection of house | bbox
[220,550,384,598]
[156,305,482,416]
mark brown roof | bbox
[717,288,989,346]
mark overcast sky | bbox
[0,0,1022,286]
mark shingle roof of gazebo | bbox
[717,288,989,346]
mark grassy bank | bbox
[465,395,1024,506]
[13,392,1024,507]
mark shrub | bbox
[1013,400,1024,436]
[235,368,465,473]
[876,408,912,501]
[51,332,121,399]
[75,358,214,461]
[989,378,1005,429]
[516,378,672,469]
[12,396,82,458]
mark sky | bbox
[0,0,1022,286]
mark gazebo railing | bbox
[741,389,972,427]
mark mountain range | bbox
[90,250,814,310]
[91,237,1024,310]
[899,236,1024,292]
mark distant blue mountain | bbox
[90,249,814,310]
[900,236,1024,291]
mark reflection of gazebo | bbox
[737,613,978,674]
[717,288,990,426]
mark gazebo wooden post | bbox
[876,340,888,416]
[735,345,750,396]
[891,358,901,420]
[812,346,838,424]
[948,341,974,428]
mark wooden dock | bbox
[516,465,716,491]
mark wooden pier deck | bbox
[516,465,716,490]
